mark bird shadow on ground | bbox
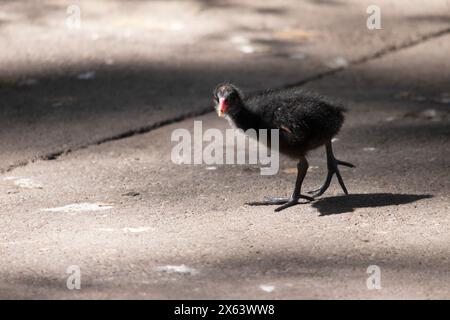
[312,193,432,216]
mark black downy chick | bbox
[213,83,355,212]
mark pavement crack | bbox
[282,27,450,89]
[2,27,449,173]
[1,107,212,173]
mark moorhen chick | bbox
[213,82,354,212]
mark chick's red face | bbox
[214,84,239,118]
[217,97,228,117]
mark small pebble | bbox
[259,285,275,293]
[122,191,140,197]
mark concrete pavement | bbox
[1,32,450,298]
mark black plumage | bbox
[213,82,355,212]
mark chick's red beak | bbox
[217,97,228,117]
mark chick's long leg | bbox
[246,156,314,211]
[308,141,355,197]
